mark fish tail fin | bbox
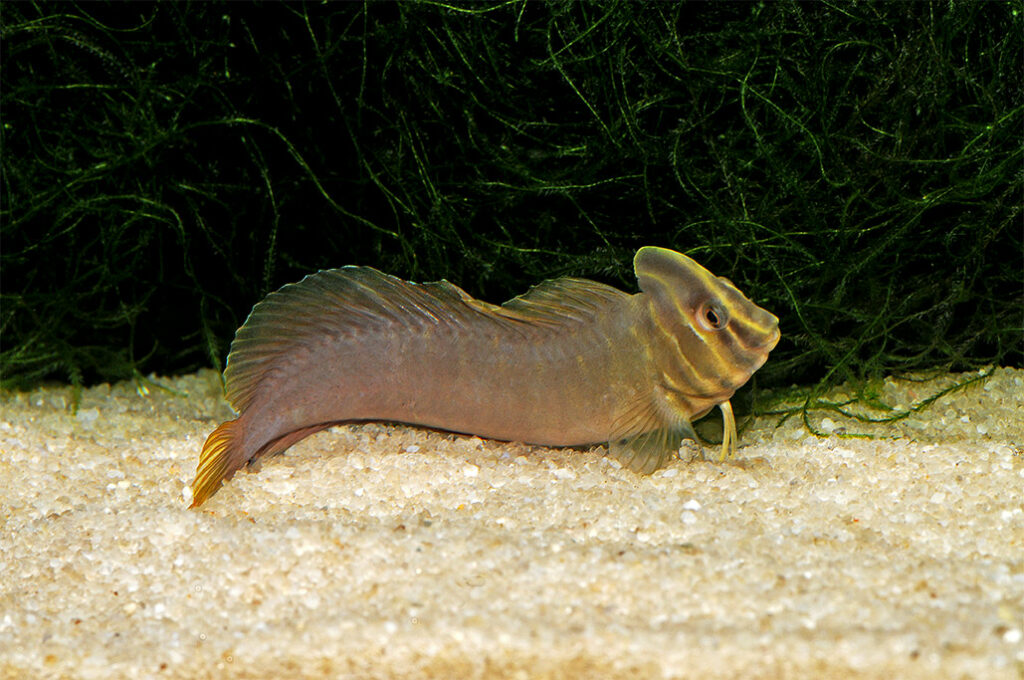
[190,418,247,508]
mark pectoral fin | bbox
[608,420,700,475]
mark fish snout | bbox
[751,321,781,368]
[732,317,779,381]
[762,321,781,353]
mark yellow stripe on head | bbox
[634,246,780,404]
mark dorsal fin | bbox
[499,277,629,325]
[223,267,470,413]
[222,267,628,414]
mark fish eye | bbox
[698,302,728,331]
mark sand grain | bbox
[1,368,1021,679]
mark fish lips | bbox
[747,324,781,372]
[712,323,781,397]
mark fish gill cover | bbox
[1,1,1021,419]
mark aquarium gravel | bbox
[1,368,1022,679]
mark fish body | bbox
[190,247,780,507]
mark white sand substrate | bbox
[1,367,1022,679]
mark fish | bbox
[189,246,780,507]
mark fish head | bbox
[634,246,781,406]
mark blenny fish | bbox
[190,246,780,507]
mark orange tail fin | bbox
[190,418,246,508]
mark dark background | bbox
[2,1,1021,398]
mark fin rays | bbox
[606,391,702,475]
[191,248,777,507]
[223,268,629,416]
[717,400,737,461]
[190,418,244,508]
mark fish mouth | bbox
[662,325,781,406]
[747,330,779,374]
[761,325,781,353]
[722,325,780,391]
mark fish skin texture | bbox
[190,247,780,507]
